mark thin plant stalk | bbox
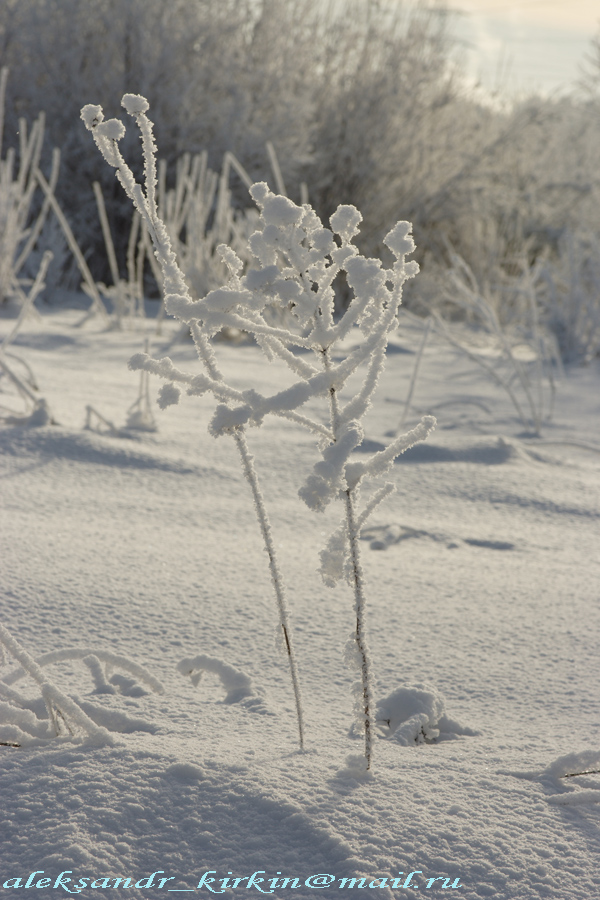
[36,170,108,323]
[398,316,431,431]
[324,348,373,769]
[191,322,305,750]
[344,487,373,769]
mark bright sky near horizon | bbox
[450,0,599,94]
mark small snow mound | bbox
[3,398,56,427]
[338,754,374,782]
[375,685,477,745]
[543,748,600,781]
[165,763,204,783]
[178,655,271,714]
[542,749,600,805]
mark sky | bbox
[448,0,600,96]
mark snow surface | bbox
[1,303,599,898]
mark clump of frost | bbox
[374,685,477,745]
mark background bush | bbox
[1,0,599,356]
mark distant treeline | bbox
[1,0,599,311]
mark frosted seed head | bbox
[244,265,280,291]
[218,243,243,276]
[345,256,386,297]
[158,383,181,409]
[249,181,270,206]
[330,205,362,242]
[298,473,331,512]
[95,119,126,141]
[262,194,304,228]
[80,104,104,130]
[383,221,416,258]
[404,259,420,279]
[311,228,336,255]
[122,93,150,115]
[128,352,149,371]
[301,206,323,233]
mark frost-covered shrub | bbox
[162,185,435,770]
[110,115,434,769]
[538,231,600,364]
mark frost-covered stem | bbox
[93,180,120,289]
[191,322,305,751]
[344,487,373,770]
[0,622,109,740]
[36,171,109,322]
[233,427,305,751]
[324,347,373,769]
[399,317,431,430]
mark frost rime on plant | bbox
[82,95,434,768]
[133,177,432,769]
[82,95,306,752]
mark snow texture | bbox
[1,305,599,898]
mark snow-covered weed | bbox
[433,247,561,435]
[0,250,56,426]
[123,161,434,768]
[82,94,306,752]
[82,93,436,768]
[0,68,60,308]
[0,632,164,747]
[0,623,113,747]
[92,180,145,328]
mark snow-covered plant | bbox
[0,622,113,746]
[126,175,434,767]
[81,94,305,752]
[92,180,145,328]
[435,246,561,436]
[161,186,435,770]
[159,151,254,299]
[0,68,60,307]
[0,249,56,426]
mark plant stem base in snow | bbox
[345,488,373,770]
[191,324,305,752]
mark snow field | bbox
[1,308,599,898]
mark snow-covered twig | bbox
[0,623,113,745]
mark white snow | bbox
[1,303,599,898]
